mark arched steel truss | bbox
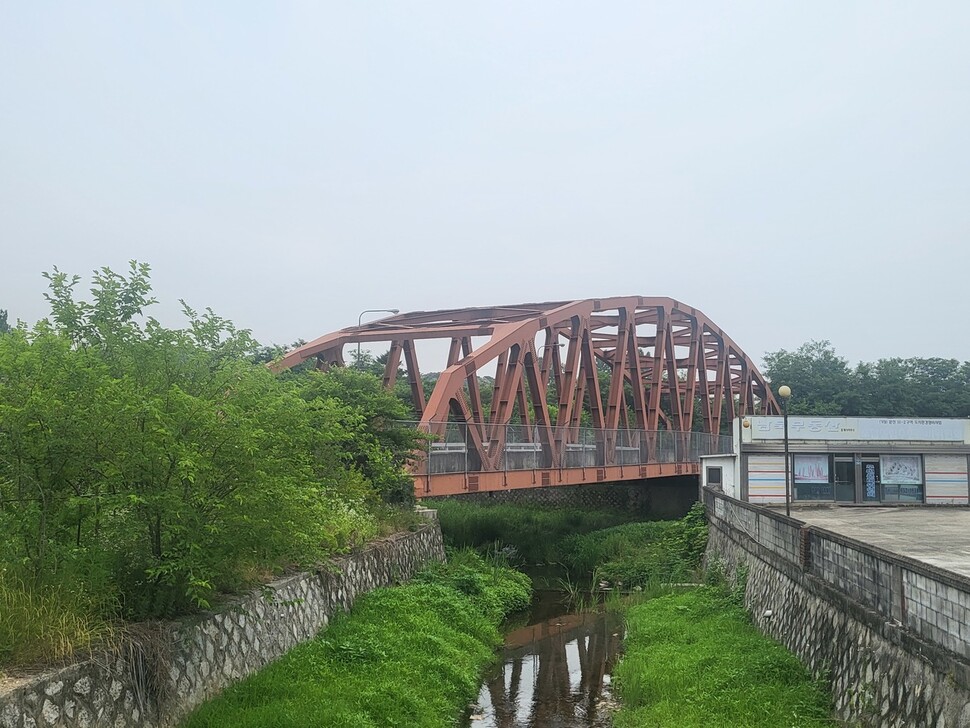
[275,297,777,486]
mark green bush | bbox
[561,502,708,587]
[413,548,531,622]
[0,263,416,645]
[294,367,425,505]
[428,499,637,564]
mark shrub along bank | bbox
[431,498,709,588]
[561,502,709,587]
[428,499,638,565]
[0,264,423,673]
[182,550,530,728]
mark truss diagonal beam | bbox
[273,297,778,474]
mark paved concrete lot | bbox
[780,506,970,579]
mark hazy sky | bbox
[3,3,969,370]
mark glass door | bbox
[862,460,881,502]
[834,458,855,502]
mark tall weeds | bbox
[0,574,116,672]
[561,502,709,588]
[428,499,637,564]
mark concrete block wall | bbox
[811,532,897,618]
[808,523,970,664]
[709,526,970,727]
[904,570,970,661]
[0,518,445,728]
[711,491,801,562]
[705,488,970,726]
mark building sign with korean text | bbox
[743,416,968,443]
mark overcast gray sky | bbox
[2,2,969,369]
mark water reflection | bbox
[464,592,624,728]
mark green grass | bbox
[182,550,531,728]
[613,587,835,728]
[413,548,532,622]
[427,499,638,564]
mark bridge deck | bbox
[415,462,699,497]
[409,424,724,497]
[777,506,970,579]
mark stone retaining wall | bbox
[705,489,970,726]
[0,515,445,728]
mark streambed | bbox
[462,586,624,728]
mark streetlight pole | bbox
[778,385,792,516]
[356,309,400,369]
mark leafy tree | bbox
[762,340,970,417]
[761,341,857,415]
[854,357,970,417]
[853,358,917,416]
[0,309,10,334]
[0,263,387,620]
[296,367,424,504]
[907,358,969,417]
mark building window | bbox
[793,454,833,500]
[707,466,723,488]
[880,454,924,502]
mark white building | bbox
[701,416,970,506]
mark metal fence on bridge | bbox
[399,422,732,476]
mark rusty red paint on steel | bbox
[273,297,778,469]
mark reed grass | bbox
[0,574,117,673]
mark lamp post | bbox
[356,309,399,368]
[778,385,792,516]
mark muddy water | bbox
[462,589,625,728]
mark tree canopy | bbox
[0,263,420,625]
[762,340,970,417]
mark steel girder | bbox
[273,297,778,472]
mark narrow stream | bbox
[462,588,625,728]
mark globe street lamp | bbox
[778,385,792,516]
[356,309,399,368]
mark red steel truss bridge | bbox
[274,297,778,497]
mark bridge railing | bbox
[400,422,731,475]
